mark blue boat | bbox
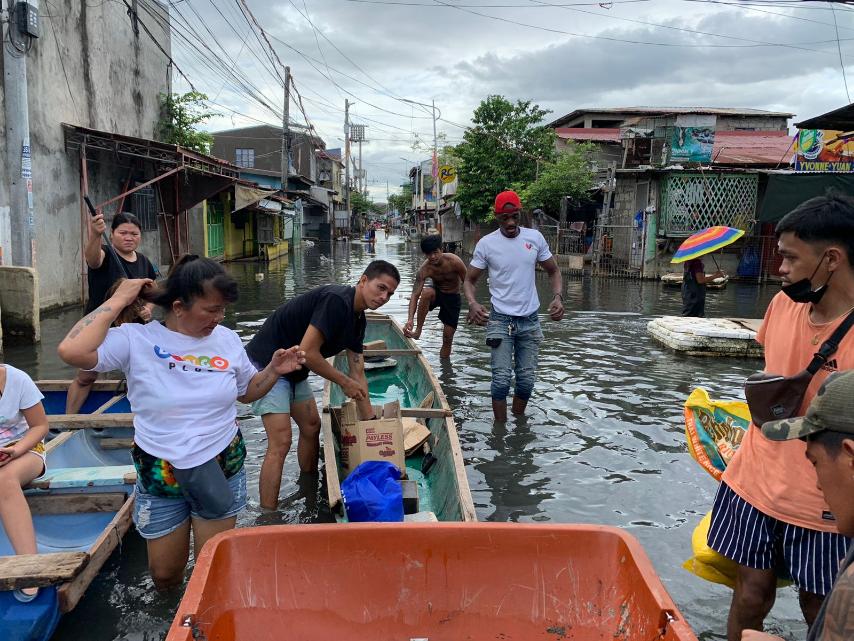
[0,381,135,641]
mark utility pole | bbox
[432,99,438,229]
[344,99,351,222]
[281,66,291,191]
[3,0,38,267]
[358,139,363,194]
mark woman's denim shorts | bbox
[132,466,247,540]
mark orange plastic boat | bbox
[166,523,698,641]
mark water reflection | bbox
[11,237,802,641]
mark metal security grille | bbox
[592,224,645,278]
[131,186,157,231]
[660,173,757,237]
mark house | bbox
[211,125,330,240]
[0,0,172,342]
[547,107,798,279]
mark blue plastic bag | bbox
[341,461,404,522]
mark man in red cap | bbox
[463,190,564,422]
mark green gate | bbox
[207,201,225,258]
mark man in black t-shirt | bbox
[66,212,157,414]
[245,260,401,510]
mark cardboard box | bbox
[339,400,405,479]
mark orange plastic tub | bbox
[166,523,698,641]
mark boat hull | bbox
[321,313,475,522]
[166,523,698,641]
[1,383,135,641]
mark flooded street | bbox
[4,236,801,641]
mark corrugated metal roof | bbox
[713,131,795,166]
[555,127,621,142]
[549,106,793,127]
[556,129,795,167]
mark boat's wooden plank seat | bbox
[363,349,421,356]
[0,552,89,591]
[27,465,136,490]
[26,492,128,515]
[98,438,134,450]
[48,413,134,430]
[37,380,125,392]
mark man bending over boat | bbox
[403,234,467,358]
[245,260,400,510]
[464,190,564,423]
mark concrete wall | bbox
[556,111,789,132]
[0,266,40,346]
[0,1,171,309]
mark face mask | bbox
[781,254,833,304]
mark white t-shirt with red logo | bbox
[92,321,257,468]
[470,227,553,317]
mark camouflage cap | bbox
[762,370,854,441]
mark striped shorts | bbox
[708,482,851,596]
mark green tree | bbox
[388,184,414,215]
[157,91,218,154]
[351,191,384,216]
[455,96,556,222]
[519,143,596,218]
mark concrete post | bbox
[2,0,37,268]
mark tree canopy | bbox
[157,91,217,154]
[455,95,556,222]
[519,142,596,218]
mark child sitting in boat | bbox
[57,256,305,588]
[0,362,48,601]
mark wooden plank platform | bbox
[48,413,134,430]
[363,348,421,356]
[26,492,128,515]
[647,316,763,358]
[28,465,137,490]
[0,552,89,591]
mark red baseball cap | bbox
[494,190,522,214]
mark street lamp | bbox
[399,98,441,229]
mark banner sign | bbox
[668,115,716,164]
[795,129,854,172]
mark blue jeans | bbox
[486,311,543,401]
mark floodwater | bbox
[4,236,804,641]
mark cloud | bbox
[168,0,854,194]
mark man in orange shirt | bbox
[707,192,854,641]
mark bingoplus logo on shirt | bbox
[153,345,230,372]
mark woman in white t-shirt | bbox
[0,362,49,601]
[57,255,305,588]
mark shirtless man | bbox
[403,235,467,358]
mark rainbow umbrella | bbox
[671,226,745,264]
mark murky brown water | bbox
[4,237,802,641]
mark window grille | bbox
[132,186,157,232]
[660,173,757,237]
[235,148,255,168]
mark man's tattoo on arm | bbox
[67,305,114,339]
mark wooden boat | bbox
[37,379,131,417]
[165,522,698,641]
[321,312,476,522]
[1,382,135,641]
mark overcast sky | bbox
[164,0,854,200]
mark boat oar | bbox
[84,195,131,279]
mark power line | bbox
[831,4,852,101]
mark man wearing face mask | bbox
[707,192,854,641]
[464,190,564,422]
